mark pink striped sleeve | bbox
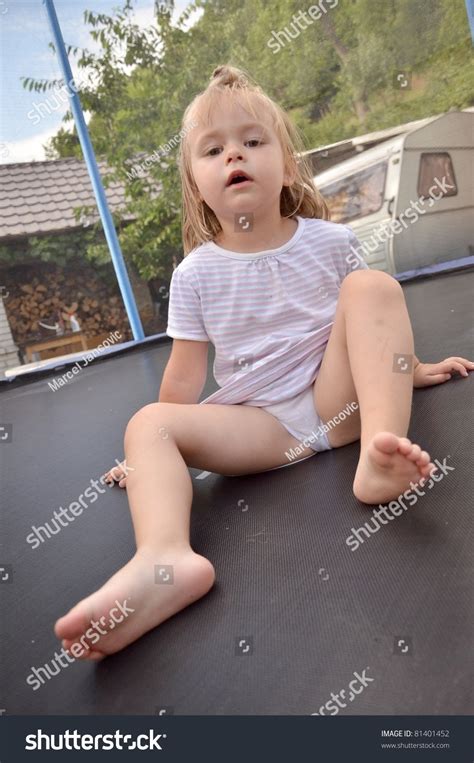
[166,266,209,341]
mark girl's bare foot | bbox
[54,547,216,660]
[353,432,437,505]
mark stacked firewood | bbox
[1,263,133,346]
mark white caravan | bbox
[312,110,474,275]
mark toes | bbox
[372,432,400,454]
[406,444,422,461]
[55,612,75,639]
[420,461,437,478]
[55,609,87,641]
[416,450,430,466]
[416,452,432,477]
[62,637,104,661]
[397,437,413,454]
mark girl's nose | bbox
[225,147,244,163]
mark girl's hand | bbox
[413,357,474,388]
[103,460,128,489]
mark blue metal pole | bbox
[43,0,144,340]
[465,0,474,44]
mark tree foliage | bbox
[24,0,473,279]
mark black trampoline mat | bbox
[1,269,473,715]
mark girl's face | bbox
[189,101,294,223]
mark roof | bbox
[0,156,132,241]
[303,108,473,175]
[314,133,403,186]
[303,113,439,160]
[313,109,474,186]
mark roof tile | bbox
[0,156,129,240]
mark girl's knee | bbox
[125,402,170,437]
[342,269,401,296]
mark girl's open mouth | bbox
[226,178,253,189]
[226,170,254,188]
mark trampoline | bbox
[1,266,473,716]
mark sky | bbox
[0,0,200,164]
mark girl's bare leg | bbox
[54,403,314,659]
[313,269,437,504]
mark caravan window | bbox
[418,153,457,199]
[319,161,387,223]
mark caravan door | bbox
[392,112,474,272]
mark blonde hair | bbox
[177,65,330,255]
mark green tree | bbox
[24,0,473,279]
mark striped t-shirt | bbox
[166,215,368,407]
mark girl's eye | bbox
[206,139,262,156]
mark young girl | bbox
[54,65,473,660]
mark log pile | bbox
[1,262,134,347]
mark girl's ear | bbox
[283,160,297,188]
